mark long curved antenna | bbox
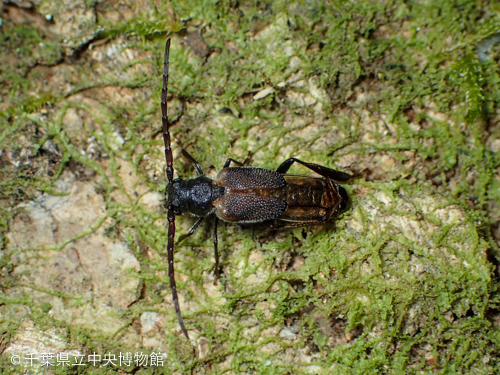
[162,38,189,340]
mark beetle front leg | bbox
[177,217,205,244]
[181,147,204,175]
[276,158,351,182]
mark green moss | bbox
[96,18,183,40]
[450,55,487,124]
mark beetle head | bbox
[167,178,189,215]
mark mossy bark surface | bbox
[1,0,499,374]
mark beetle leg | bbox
[223,158,244,168]
[177,217,205,244]
[271,219,326,229]
[213,216,220,283]
[181,147,204,175]
[276,158,351,182]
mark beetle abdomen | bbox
[278,175,345,223]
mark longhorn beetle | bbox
[161,38,350,339]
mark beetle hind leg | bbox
[276,158,351,182]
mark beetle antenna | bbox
[162,38,189,340]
